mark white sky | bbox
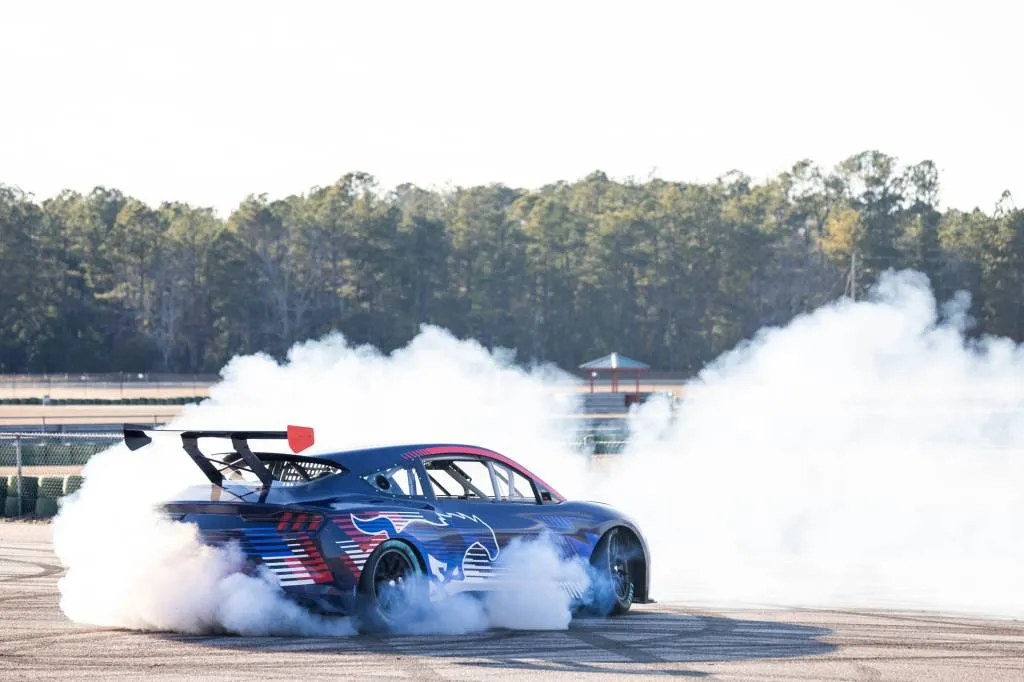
[2,0,1020,216]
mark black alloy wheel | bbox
[589,527,636,615]
[357,539,423,632]
[372,547,415,617]
[606,529,632,604]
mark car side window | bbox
[423,457,497,501]
[491,462,538,503]
[364,463,425,498]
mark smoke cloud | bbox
[606,270,1024,617]
[381,532,592,635]
[53,269,1024,634]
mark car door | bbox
[485,456,593,560]
[419,454,542,588]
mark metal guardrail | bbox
[0,414,177,431]
[0,372,219,385]
[0,373,216,402]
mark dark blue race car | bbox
[124,424,653,632]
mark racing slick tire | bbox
[589,527,637,616]
[356,539,425,633]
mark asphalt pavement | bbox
[2,522,1022,681]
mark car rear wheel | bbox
[357,540,423,632]
[590,527,636,615]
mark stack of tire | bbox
[3,475,37,517]
[0,475,83,518]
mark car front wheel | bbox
[590,527,636,615]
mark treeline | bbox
[1,151,1021,374]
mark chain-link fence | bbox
[0,432,121,518]
[577,435,630,455]
[0,428,632,519]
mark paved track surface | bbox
[2,522,1022,681]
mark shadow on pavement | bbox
[160,609,836,677]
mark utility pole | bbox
[846,250,858,300]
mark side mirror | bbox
[540,491,552,502]
[375,474,391,491]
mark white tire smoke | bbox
[53,269,1024,633]
[607,270,1024,617]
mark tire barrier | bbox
[64,475,83,496]
[1,433,120,518]
[4,474,38,518]
[34,476,65,517]
[0,475,89,518]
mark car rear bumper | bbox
[164,501,357,615]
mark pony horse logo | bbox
[351,510,500,583]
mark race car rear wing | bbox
[123,424,315,500]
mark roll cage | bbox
[218,452,345,484]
